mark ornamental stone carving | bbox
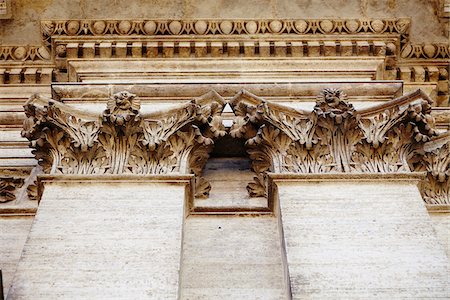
[22,88,449,206]
[419,132,450,207]
[22,91,224,192]
[230,88,437,198]
[0,176,24,203]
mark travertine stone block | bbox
[7,175,190,300]
[400,66,412,81]
[438,80,449,93]
[428,66,440,82]
[82,42,95,58]
[243,42,255,57]
[428,212,450,259]
[323,41,336,56]
[272,174,449,299]
[384,68,397,80]
[0,68,5,84]
[413,66,426,82]
[0,217,34,296]
[373,41,386,56]
[8,69,22,84]
[356,41,370,56]
[180,215,286,299]
[39,68,53,84]
[194,42,207,57]
[23,68,37,84]
[274,41,287,57]
[65,43,79,59]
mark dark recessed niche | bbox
[210,135,247,158]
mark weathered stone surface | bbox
[273,174,449,299]
[7,176,190,299]
[429,212,450,258]
[181,215,286,299]
[0,0,447,44]
[0,216,33,296]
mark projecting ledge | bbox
[267,172,427,209]
[36,174,194,201]
[268,172,426,182]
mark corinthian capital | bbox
[232,89,436,197]
[22,91,222,177]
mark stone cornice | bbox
[1,18,448,63]
[41,18,411,41]
[0,18,447,108]
[36,174,195,208]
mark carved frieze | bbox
[41,19,410,43]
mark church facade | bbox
[0,1,449,299]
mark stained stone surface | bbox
[276,177,450,299]
[0,0,447,44]
[195,157,267,210]
[6,179,187,300]
[429,212,450,259]
[0,217,33,296]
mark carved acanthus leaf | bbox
[0,177,24,203]
[194,177,212,199]
[245,125,294,196]
[358,90,436,148]
[262,101,317,149]
[246,173,267,198]
[308,89,360,172]
[141,102,198,151]
[422,133,450,183]
[229,90,264,123]
[420,176,450,206]
[27,181,39,201]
